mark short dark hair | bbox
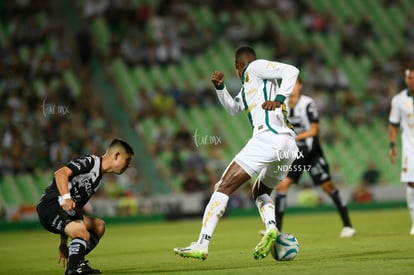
[235,46,256,59]
[109,138,134,155]
[406,65,414,74]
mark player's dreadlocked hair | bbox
[109,138,134,155]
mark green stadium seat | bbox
[0,175,22,205]
[112,59,137,107]
[247,10,267,32]
[401,0,414,12]
[0,20,9,47]
[149,65,169,89]
[63,69,81,98]
[91,17,110,55]
[134,66,154,92]
[14,175,39,204]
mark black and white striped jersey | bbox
[288,95,320,152]
[39,155,103,208]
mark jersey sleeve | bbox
[66,155,95,177]
[388,95,400,126]
[249,59,299,102]
[216,86,245,115]
[306,100,319,123]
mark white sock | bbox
[256,194,277,231]
[197,192,229,247]
[406,186,414,225]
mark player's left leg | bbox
[83,215,105,255]
[406,182,414,235]
[252,177,278,260]
[252,136,298,260]
[401,151,414,235]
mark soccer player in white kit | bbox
[389,66,414,235]
[174,46,299,260]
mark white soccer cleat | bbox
[340,226,356,238]
[173,242,208,260]
[410,225,414,235]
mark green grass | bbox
[1,208,414,274]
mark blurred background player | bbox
[389,66,414,235]
[174,46,299,261]
[37,138,134,275]
[272,78,356,238]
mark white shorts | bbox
[233,130,298,189]
[401,147,414,183]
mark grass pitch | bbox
[1,208,414,274]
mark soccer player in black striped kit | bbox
[271,78,356,237]
[37,138,134,274]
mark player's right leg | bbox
[320,180,355,237]
[310,148,356,237]
[83,216,105,255]
[174,161,250,260]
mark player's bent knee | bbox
[276,182,290,192]
[95,219,105,237]
[65,220,90,240]
[321,181,335,193]
[84,216,106,237]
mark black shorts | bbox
[36,200,83,235]
[287,145,331,186]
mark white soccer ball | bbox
[270,232,299,261]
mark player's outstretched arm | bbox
[211,71,244,115]
[211,71,224,88]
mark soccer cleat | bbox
[340,227,356,238]
[253,228,278,260]
[65,260,102,275]
[410,225,414,235]
[173,242,208,260]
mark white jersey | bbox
[389,89,414,182]
[389,89,414,152]
[216,59,299,136]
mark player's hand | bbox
[61,198,76,212]
[58,244,69,267]
[211,71,224,88]
[262,100,281,110]
[389,147,397,164]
